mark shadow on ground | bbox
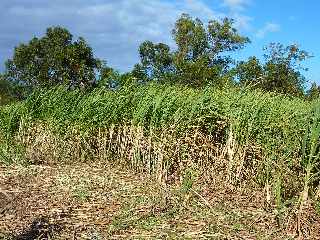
[14,217,62,240]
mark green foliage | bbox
[1,83,320,203]
[132,64,149,83]
[0,75,31,105]
[307,82,320,100]
[0,76,13,105]
[134,14,250,87]
[0,84,312,157]
[173,14,249,87]
[136,41,174,80]
[300,107,320,190]
[238,43,311,96]
[97,62,116,83]
[181,168,197,194]
[98,66,140,89]
[236,56,263,87]
[5,26,100,89]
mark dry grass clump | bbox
[2,162,320,239]
[0,163,319,239]
[18,123,226,182]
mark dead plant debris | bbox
[1,162,319,239]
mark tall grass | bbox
[0,83,319,209]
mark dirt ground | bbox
[1,162,319,239]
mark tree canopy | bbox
[5,26,100,89]
[0,14,318,100]
[237,43,311,96]
[134,14,250,87]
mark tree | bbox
[307,82,320,100]
[236,56,263,86]
[132,64,148,82]
[262,43,311,95]
[137,41,174,80]
[0,75,12,105]
[238,43,311,96]
[134,14,250,87]
[0,74,31,104]
[5,26,100,89]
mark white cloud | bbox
[183,0,223,19]
[230,13,253,30]
[256,22,281,38]
[221,0,252,31]
[223,0,249,11]
[0,0,252,72]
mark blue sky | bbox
[0,0,319,86]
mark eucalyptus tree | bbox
[134,14,250,87]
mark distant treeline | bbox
[0,13,319,104]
